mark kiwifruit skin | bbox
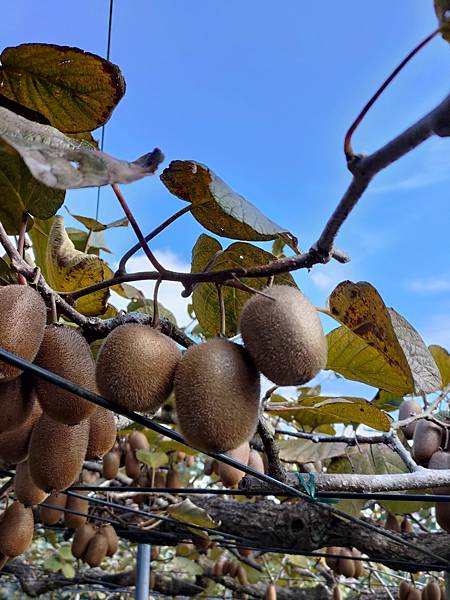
[84,531,108,567]
[428,451,450,494]
[125,450,141,480]
[337,548,355,577]
[401,517,414,534]
[101,524,118,556]
[96,324,181,413]
[239,285,327,386]
[0,285,46,381]
[0,376,35,433]
[14,460,48,507]
[407,589,422,600]
[128,431,149,451]
[236,565,248,585]
[332,587,342,600]
[385,513,400,533]
[0,501,34,558]
[217,442,250,488]
[325,547,339,570]
[0,400,41,467]
[33,325,96,425]
[399,399,422,440]
[102,451,120,480]
[175,338,260,453]
[72,522,96,559]
[248,449,265,474]
[85,406,116,460]
[64,492,89,528]
[399,581,412,600]
[435,501,450,533]
[29,414,89,492]
[412,420,442,466]
[40,492,67,525]
[166,468,182,489]
[423,581,442,600]
[265,584,277,600]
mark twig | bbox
[257,418,286,482]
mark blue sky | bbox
[3,2,450,391]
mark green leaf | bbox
[191,234,296,336]
[0,43,125,133]
[43,555,62,571]
[58,545,73,560]
[61,563,75,578]
[65,227,112,255]
[167,498,221,530]
[45,215,111,316]
[429,345,450,388]
[135,450,168,470]
[0,106,163,189]
[161,160,298,251]
[0,256,17,286]
[268,395,391,432]
[277,438,347,463]
[372,390,404,412]
[0,151,64,234]
[28,216,55,280]
[127,298,178,325]
[66,207,128,232]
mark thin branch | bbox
[257,418,286,482]
[16,212,28,285]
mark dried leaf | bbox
[0,106,163,189]
[161,160,298,251]
[0,43,125,133]
[135,450,168,470]
[277,438,347,463]
[66,207,128,232]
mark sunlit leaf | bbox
[136,450,168,470]
[277,438,347,463]
[429,345,450,388]
[66,207,128,232]
[0,106,163,189]
[65,227,112,255]
[167,498,221,531]
[372,390,404,412]
[191,234,296,336]
[0,43,126,133]
[61,563,75,578]
[127,298,178,325]
[0,256,17,286]
[161,160,298,251]
[0,151,64,234]
[28,216,55,280]
[45,215,111,316]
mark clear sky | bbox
[2,2,450,395]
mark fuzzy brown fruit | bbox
[428,451,450,494]
[102,451,120,480]
[423,581,442,600]
[64,492,89,528]
[96,324,181,413]
[84,530,108,567]
[247,449,265,473]
[85,406,116,460]
[14,460,48,507]
[29,414,89,492]
[217,443,250,488]
[0,285,46,381]
[352,548,363,578]
[265,584,277,600]
[435,501,450,533]
[385,513,400,533]
[401,517,414,534]
[0,376,36,433]
[128,431,150,450]
[0,501,34,559]
[101,524,118,556]
[399,399,422,440]
[412,419,442,466]
[33,325,96,425]
[333,587,343,600]
[0,400,41,466]
[337,548,355,578]
[71,522,96,559]
[125,450,141,480]
[239,285,327,386]
[175,338,260,452]
[399,581,413,600]
[166,468,182,489]
[40,492,67,525]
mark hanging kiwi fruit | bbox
[40,492,67,525]
[0,501,34,562]
[71,522,96,559]
[96,323,181,413]
[174,338,260,452]
[0,285,47,381]
[412,419,443,466]
[85,406,117,460]
[239,285,327,386]
[398,399,422,440]
[0,375,36,433]
[14,460,48,507]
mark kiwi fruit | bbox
[227,560,239,578]
[33,325,96,425]
[412,420,443,466]
[236,565,248,585]
[128,431,150,450]
[84,530,108,567]
[14,460,48,507]
[64,491,89,528]
[40,492,67,525]
[239,285,327,386]
[238,547,252,558]
[428,451,450,494]
[385,512,400,532]
[407,589,422,600]
[28,413,89,492]
[102,451,120,480]
[423,581,442,600]
[247,449,265,473]
[399,581,413,600]
[204,458,216,476]
[193,538,211,553]
[265,584,277,600]
[175,338,260,452]
[153,469,166,488]
[399,399,422,440]
[337,548,355,577]
[0,400,41,466]
[435,501,450,533]
[213,559,225,576]
[175,542,193,556]
[0,285,47,381]
[85,406,117,460]
[100,524,118,556]
[151,545,160,561]
[217,443,250,488]
[71,522,96,559]
[166,468,182,489]
[0,501,34,559]
[325,547,340,570]
[351,548,363,578]
[401,516,414,534]
[125,450,141,480]
[333,587,343,600]
[0,376,36,433]
[96,324,181,413]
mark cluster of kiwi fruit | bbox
[95,285,326,455]
[384,513,414,534]
[71,522,118,567]
[399,580,443,600]
[204,443,266,487]
[39,490,89,528]
[325,547,364,578]
[213,557,249,585]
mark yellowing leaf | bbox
[277,438,347,463]
[429,345,450,388]
[0,106,163,190]
[167,498,221,531]
[45,215,111,316]
[191,234,296,336]
[127,298,178,325]
[0,43,125,133]
[268,395,390,432]
[66,207,128,232]
[161,160,298,251]
[327,326,412,395]
[435,0,450,42]
[136,450,168,470]
[0,151,64,234]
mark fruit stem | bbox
[152,278,162,329]
[344,27,440,159]
[117,205,191,275]
[50,293,58,324]
[110,183,166,273]
[230,276,277,301]
[16,212,29,286]
[216,284,226,337]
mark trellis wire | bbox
[0,347,447,568]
